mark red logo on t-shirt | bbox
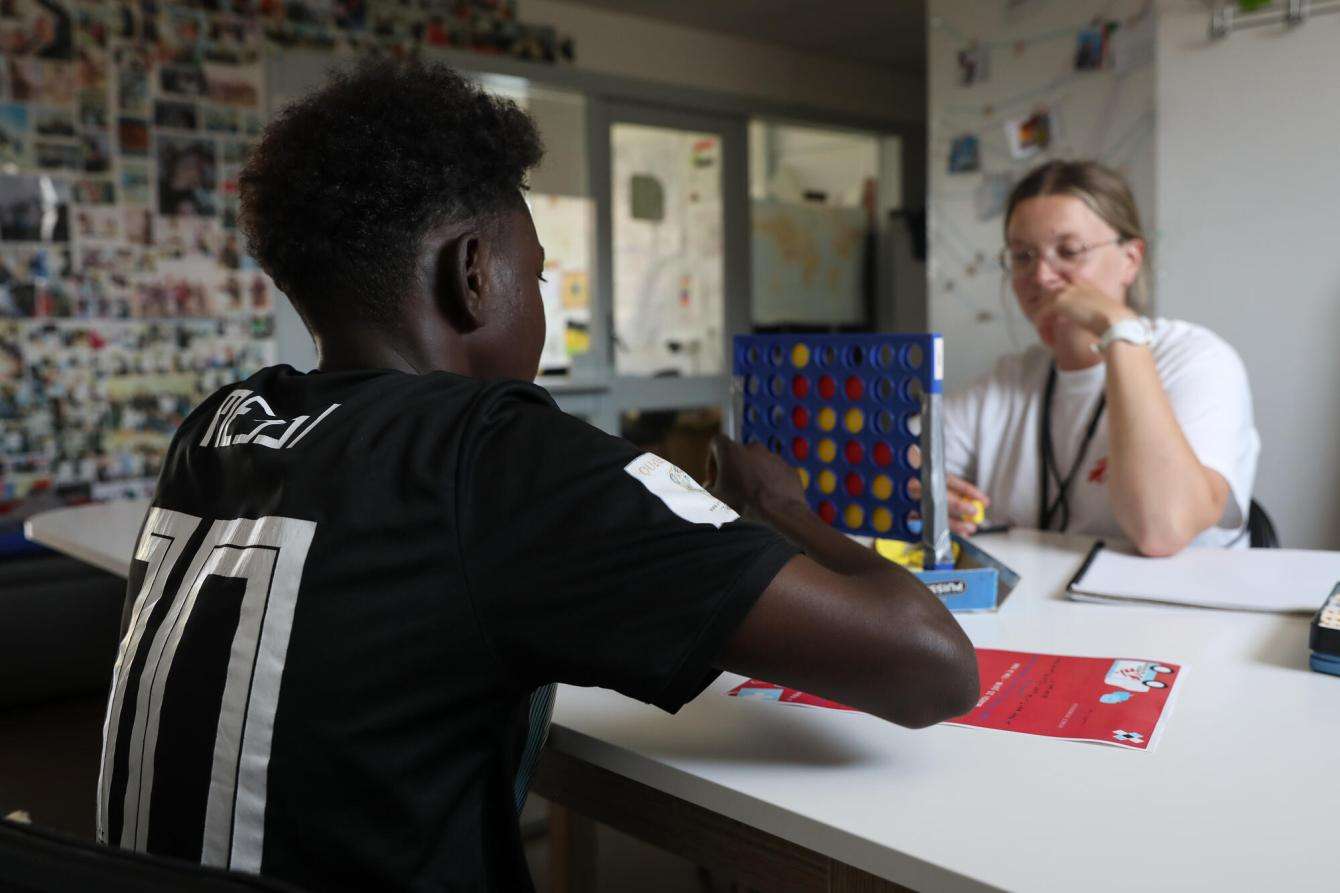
[1088,457,1109,485]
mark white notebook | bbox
[1067,543,1340,613]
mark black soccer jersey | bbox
[98,364,796,892]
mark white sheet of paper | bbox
[1069,546,1340,613]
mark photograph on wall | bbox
[0,174,72,242]
[32,104,75,139]
[957,40,989,86]
[73,177,115,205]
[0,0,75,60]
[81,131,111,173]
[0,104,31,167]
[117,116,149,156]
[160,63,208,97]
[1075,19,1119,71]
[77,89,108,130]
[154,98,198,130]
[974,172,1014,222]
[75,206,119,241]
[947,133,980,174]
[120,163,149,203]
[1005,108,1055,160]
[33,140,79,171]
[115,46,150,114]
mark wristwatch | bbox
[1093,317,1153,354]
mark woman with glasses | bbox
[942,160,1258,555]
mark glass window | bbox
[475,74,594,379]
[749,121,900,329]
[611,123,725,378]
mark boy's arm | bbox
[706,437,979,729]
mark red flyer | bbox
[947,649,1183,751]
[725,678,857,711]
[726,649,1183,751]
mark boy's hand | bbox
[704,434,806,518]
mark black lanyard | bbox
[1038,363,1106,532]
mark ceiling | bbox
[556,0,927,75]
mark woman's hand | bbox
[907,474,991,536]
[1035,278,1136,345]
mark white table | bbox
[25,500,1338,892]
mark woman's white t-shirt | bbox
[943,317,1260,548]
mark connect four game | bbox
[733,333,1018,613]
[733,333,942,541]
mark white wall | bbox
[926,0,1156,387]
[524,0,923,126]
[1156,2,1340,548]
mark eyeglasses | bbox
[997,238,1123,274]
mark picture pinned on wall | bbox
[33,105,75,139]
[117,117,149,156]
[154,99,198,130]
[120,163,150,204]
[957,41,989,86]
[156,136,217,217]
[160,64,208,97]
[1005,109,1055,160]
[34,141,81,172]
[0,103,30,168]
[81,132,111,174]
[115,46,150,114]
[78,88,108,129]
[973,172,1015,222]
[1075,19,1119,71]
[947,134,981,174]
[73,178,116,205]
[76,207,120,241]
[0,173,72,243]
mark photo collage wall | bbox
[0,0,576,512]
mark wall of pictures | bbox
[0,0,576,513]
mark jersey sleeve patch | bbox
[622,453,739,529]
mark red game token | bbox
[845,473,863,496]
[792,375,810,398]
[844,376,864,400]
[844,440,864,464]
[818,375,836,400]
[792,437,810,460]
[818,501,837,524]
[872,441,893,467]
[792,406,810,428]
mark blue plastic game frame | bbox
[733,333,940,541]
[732,333,1016,613]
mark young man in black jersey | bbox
[99,59,978,891]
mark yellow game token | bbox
[967,498,986,524]
[844,407,864,433]
[843,504,864,528]
[817,469,836,493]
[817,406,837,431]
[797,467,810,490]
[816,438,837,463]
[791,343,810,368]
[871,474,894,500]
[875,538,923,570]
[871,506,893,533]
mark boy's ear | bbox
[435,232,485,333]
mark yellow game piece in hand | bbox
[967,499,986,525]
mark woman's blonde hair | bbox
[1004,160,1149,310]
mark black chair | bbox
[1247,499,1279,549]
[0,819,306,892]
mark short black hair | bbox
[239,57,544,330]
